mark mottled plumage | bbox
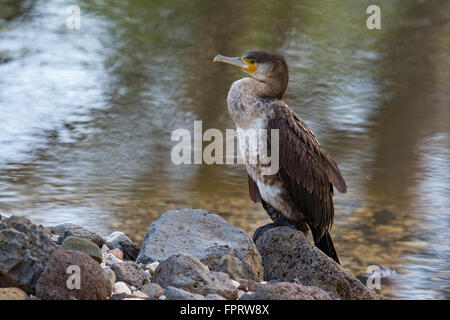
[214,51,347,263]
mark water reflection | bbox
[0,0,448,299]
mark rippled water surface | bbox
[0,0,449,299]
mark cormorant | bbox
[213,51,347,264]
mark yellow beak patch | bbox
[243,64,257,73]
[242,59,258,73]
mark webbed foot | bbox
[252,218,297,243]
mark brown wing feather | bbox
[248,175,262,203]
[267,104,346,239]
[325,155,347,193]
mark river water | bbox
[0,0,449,299]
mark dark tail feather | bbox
[313,230,340,264]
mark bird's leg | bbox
[253,201,298,242]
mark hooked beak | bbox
[213,55,246,68]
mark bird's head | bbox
[213,51,289,99]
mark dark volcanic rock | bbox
[0,215,57,294]
[136,209,263,280]
[153,254,238,300]
[241,282,331,300]
[110,260,148,288]
[254,226,378,300]
[51,223,104,247]
[35,249,112,300]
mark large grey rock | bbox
[0,215,58,294]
[241,282,331,300]
[153,254,238,300]
[104,231,140,261]
[255,226,378,300]
[35,249,112,300]
[136,209,263,280]
[51,223,104,247]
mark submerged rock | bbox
[241,282,331,300]
[136,209,263,280]
[35,249,112,300]
[153,253,238,300]
[254,226,378,300]
[0,215,57,294]
[51,223,105,247]
[61,237,104,263]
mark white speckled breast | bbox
[226,78,274,170]
[225,77,297,219]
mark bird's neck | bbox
[261,77,288,100]
[240,77,286,100]
[227,78,279,129]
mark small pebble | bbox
[113,282,131,295]
[238,290,252,299]
[101,266,116,289]
[132,290,149,298]
[146,261,159,274]
[108,248,123,260]
[0,288,29,300]
[101,244,110,254]
[105,253,123,266]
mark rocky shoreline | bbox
[0,209,378,300]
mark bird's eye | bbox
[249,59,256,64]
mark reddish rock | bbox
[36,249,112,300]
[107,248,123,260]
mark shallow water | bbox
[0,0,449,299]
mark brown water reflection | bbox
[0,0,448,299]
